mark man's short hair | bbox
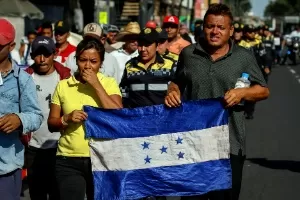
[41,21,53,31]
[27,31,37,37]
[203,3,233,25]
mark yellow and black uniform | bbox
[232,22,244,44]
[262,25,275,69]
[120,54,176,108]
[162,49,179,62]
[240,25,267,77]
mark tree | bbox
[264,0,300,17]
[224,0,252,17]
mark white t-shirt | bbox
[65,51,120,84]
[110,49,139,83]
[290,31,300,38]
[29,71,61,149]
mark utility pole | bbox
[139,0,154,26]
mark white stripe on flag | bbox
[89,125,229,171]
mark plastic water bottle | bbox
[235,73,250,89]
[235,73,250,106]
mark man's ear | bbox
[230,25,234,37]
[9,42,16,52]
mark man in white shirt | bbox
[10,35,36,68]
[110,22,141,83]
[290,26,300,38]
[65,23,120,83]
[24,36,71,200]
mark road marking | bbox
[290,69,296,74]
[287,66,300,84]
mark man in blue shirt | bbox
[0,18,43,200]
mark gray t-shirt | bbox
[29,71,61,149]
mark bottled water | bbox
[235,73,250,106]
[235,73,250,89]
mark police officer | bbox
[156,28,179,62]
[232,22,244,44]
[255,25,263,42]
[262,25,274,74]
[239,24,268,119]
[120,27,177,108]
[240,25,268,77]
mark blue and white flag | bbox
[84,99,231,200]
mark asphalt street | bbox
[21,64,300,200]
[240,63,300,200]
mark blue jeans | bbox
[0,169,22,200]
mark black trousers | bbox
[25,146,59,200]
[182,152,246,200]
[55,156,94,200]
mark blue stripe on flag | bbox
[84,99,228,139]
[93,159,232,200]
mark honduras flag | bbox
[84,99,231,200]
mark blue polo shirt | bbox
[0,62,43,175]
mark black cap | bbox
[138,28,159,45]
[233,22,244,32]
[243,24,255,32]
[31,36,56,55]
[156,27,168,42]
[54,20,70,35]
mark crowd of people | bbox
[0,3,271,200]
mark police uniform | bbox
[239,25,267,78]
[255,26,263,42]
[163,50,179,62]
[262,25,275,69]
[239,24,268,119]
[120,28,177,108]
[232,22,244,44]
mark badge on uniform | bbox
[0,73,3,86]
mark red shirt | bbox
[57,43,76,63]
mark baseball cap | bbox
[54,20,70,35]
[0,19,15,45]
[138,28,159,45]
[31,36,56,55]
[101,24,109,35]
[233,22,244,32]
[163,16,179,25]
[83,23,103,39]
[145,21,157,29]
[108,25,119,33]
[243,25,255,32]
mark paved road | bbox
[21,64,300,200]
[240,64,300,200]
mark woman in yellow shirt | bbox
[48,38,122,200]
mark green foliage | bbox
[223,0,252,17]
[264,0,300,17]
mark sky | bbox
[251,0,269,17]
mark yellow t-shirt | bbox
[51,73,121,157]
